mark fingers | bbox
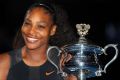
[61,53,73,67]
[66,54,72,62]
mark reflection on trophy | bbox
[47,24,118,80]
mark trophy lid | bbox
[76,23,90,44]
[75,23,101,46]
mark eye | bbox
[37,22,47,29]
[37,25,46,29]
[23,18,32,26]
[24,21,31,26]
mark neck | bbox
[22,45,48,65]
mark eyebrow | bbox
[25,18,49,26]
[36,21,49,26]
[24,18,31,22]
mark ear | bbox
[50,25,57,36]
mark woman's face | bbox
[21,7,56,50]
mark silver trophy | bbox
[47,24,118,80]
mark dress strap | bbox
[9,48,22,68]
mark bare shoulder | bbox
[0,52,11,80]
[0,52,10,65]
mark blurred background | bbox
[0,0,119,80]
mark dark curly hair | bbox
[13,2,76,49]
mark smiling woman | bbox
[0,1,76,80]
[21,6,56,50]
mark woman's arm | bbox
[0,53,10,80]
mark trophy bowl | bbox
[47,24,118,80]
[62,43,118,80]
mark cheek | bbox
[21,26,29,35]
[39,30,50,39]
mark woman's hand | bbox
[60,53,72,68]
[65,74,77,80]
[60,52,77,80]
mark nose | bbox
[29,26,37,36]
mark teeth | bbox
[27,37,38,43]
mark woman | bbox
[0,2,77,80]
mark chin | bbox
[25,43,39,50]
[26,46,38,50]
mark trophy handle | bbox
[47,46,62,73]
[47,46,68,77]
[103,44,118,73]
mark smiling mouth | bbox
[26,37,39,43]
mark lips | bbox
[26,37,39,43]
